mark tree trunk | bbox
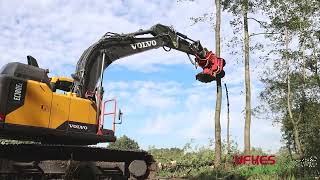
[310,37,320,87]
[214,0,222,167]
[312,47,320,87]
[243,0,251,155]
[224,83,231,164]
[214,79,222,167]
[314,50,320,87]
[284,27,303,158]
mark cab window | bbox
[51,80,73,94]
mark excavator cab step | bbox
[97,98,122,136]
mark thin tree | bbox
[224,83,231,164]
[284,27,303,158]
[222,0,266,156]
[214,0,222,167]
[243,0,251,155]
[185,0,223,166]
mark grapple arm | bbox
[72,24,225,97]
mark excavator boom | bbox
[72,24,225,98]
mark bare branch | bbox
[248,17,268,28]
[249,32,280,38]
[295,111,302,125]
[247,18,281,38]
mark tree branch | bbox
[248,17,281,38]
[295,111,302,125]
[248,17,268,28]
[249,32,280,38]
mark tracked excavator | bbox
[0,24,225,179]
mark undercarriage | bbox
[0,144,156,180]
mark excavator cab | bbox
[50,76,73,92]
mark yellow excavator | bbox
[0,24,225,179]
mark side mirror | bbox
[114,109,123,125]
[118,109,123,121]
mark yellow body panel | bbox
[88,102,98,125]
[6,79,98,130]
[6,80,52,128]
[49,93,71,129]
[69,97,95,125]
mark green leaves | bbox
[107,135,140,150]
[259,0,320,173]
[148,140,313,179]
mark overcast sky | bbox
[0,0,281,152]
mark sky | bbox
[0,0,282,152]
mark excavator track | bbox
[0,144,157,179]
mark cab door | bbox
[68,95,98,134]
[49,78,72,130]
[49,93,71,130]
[68,96,90,127]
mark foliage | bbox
[149,141,318,179]
[257,0,320,170]
[107,135,139,150]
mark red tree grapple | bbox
[195,51,226,83]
